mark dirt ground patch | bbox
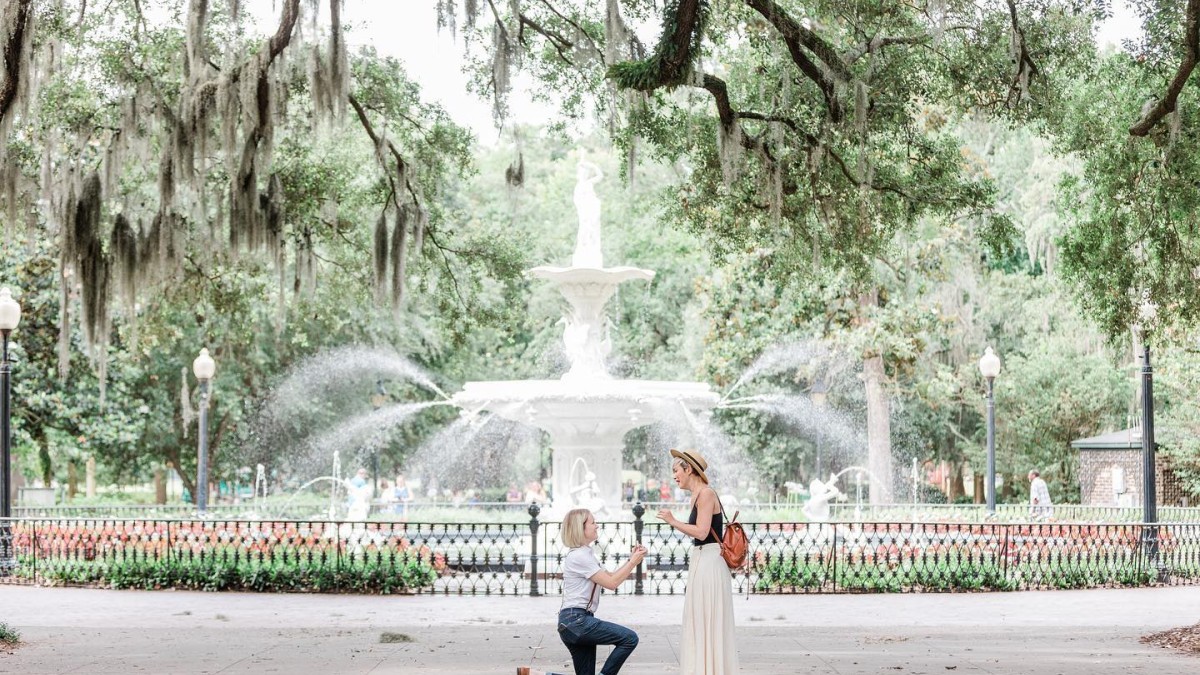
[1142,623,1200,656]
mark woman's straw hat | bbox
[670,448,709,484]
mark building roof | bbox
[1070,427,1158,450]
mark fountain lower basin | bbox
[452,379,719,516]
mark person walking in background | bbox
[545,508,646,675]
[657,449,738,675]
[393,474,413,516]
[1029,470,1054,520]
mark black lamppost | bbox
[192,348,216,514]
[1135,294,1163,578]
[370,379,388,494]
[978,346,1001,515]
[0,288,21,575]
[810,379,829,479]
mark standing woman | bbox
[553,508,646,675]
[657,449,738,674]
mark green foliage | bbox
[31,556,438,594]
[1153,345,1200,497]
[0,622,20,645]
[1052,50,1200,338]
[755,554,1158,593]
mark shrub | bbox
[32,556,438,594]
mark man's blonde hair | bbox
[561,508,593,548]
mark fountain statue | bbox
[572,158,604,268]
[569,458,609,518]
[802,473,846,523]
[452,153,719,514]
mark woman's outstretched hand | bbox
[656,509,675,525]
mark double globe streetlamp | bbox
[978,346,1001,515]
[0,288,20,573]
[192,348,216,514]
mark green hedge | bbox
[23,556,438,593]
[754,557,1155,593]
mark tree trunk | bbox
[947,461,965,501]
[863,352,894,503]
[856,288,894,504]
[31,424,51,487]
[166,449,195,504]
[1001,472,1018,500]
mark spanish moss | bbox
[391,206,410,314]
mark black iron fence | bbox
[15,502,1200,522]
[2,508,1198,594]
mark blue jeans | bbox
[557,607,639,675]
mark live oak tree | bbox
[455,0,1097,502]
[0,1,517,494]
[0,0,475,397]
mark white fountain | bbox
[451,155,719,514]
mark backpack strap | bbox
[707,487,731,544]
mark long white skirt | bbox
[681,544,739,674]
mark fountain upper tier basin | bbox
[527,265,654,284]
[453,379,719,434]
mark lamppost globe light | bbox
[978,346,1001,379]
[979,346,1000,515]
[1138,294,1158,324]
[193,348,216,381]
[0,288,20,332]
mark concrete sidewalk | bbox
[1,585,1198,673]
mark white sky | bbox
[349,1,555,143]
[328,1,1144,142]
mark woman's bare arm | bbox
[589,547,647,590]
[663,488,719,540]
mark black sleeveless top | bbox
[688,492,723,546]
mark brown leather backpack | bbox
[711,503,748,570]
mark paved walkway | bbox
[1,585,1198,673]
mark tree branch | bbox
[1004,0,1040,106]
[743,0,847,121]
[348,93,421,207]
[1130,0,1200,136]
[843,34,930,65]
[607,0,706,89]
[516,12,575,65]
[745,0,852,82]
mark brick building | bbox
[1072,427,1194,507]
